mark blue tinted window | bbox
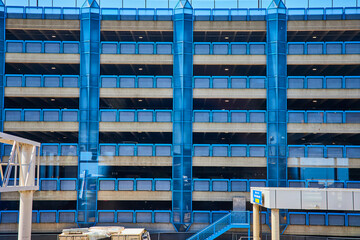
[62,77,78,87]
[194,78,210,88]
[194,44,210,55]
[24,110,40,121]
[101,77,117,88]
[194,112,210,122]
[288,78,304,88]
[231,44,247,55]
[119,145,135,156]
[25,76,41,87]
[231,78,246,88]
[120,44,136,54]
[231,112,246,123]
[44,42,60,53]
[102,43,117,54]
[63,43,79,53]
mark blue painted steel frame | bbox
[172,0,193,232]
[77,0,100,227]
[266,0,287,188]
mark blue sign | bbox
[253,190,262,205]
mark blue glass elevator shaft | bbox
[77,0,100,227]
[172,0,193,232]
[266,0,287,187]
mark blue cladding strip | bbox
[172,0,193,232]
[0,1,4,132]
[266,0,287,187]
[77,0,100,227]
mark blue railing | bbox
[187,211,250,240]
[1,209,359,227]
[193,76,266,88]
[193,110,266,123]
[287,212,360,227]
[6,40,359,56]
[287,110,360,123]
[6,40,79,53]
[4,6,360,21]
[288,42,360,55]
[3,109,79,122]
[288,145,360,158]
[5,178,360,192]
[288,180,360,188]
[100,109,172,122]
[5,74,360,89]
[193,144,266,157]
[5,109,359,124]
[194,41,360,55]
[288,76,360,89]
[101,42,172,54]
[5,75,79,87]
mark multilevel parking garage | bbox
[0,3,360,238]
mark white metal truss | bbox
[0,132,41,240]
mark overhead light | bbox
[63,136,67,139]
[139,36,143,39]
[224,36,229,40]
[51,98,55,102]
[312,100,317,103]
[225,99,230,103]
[138,67,143,71]
[312,36,317,39]
[221,137,226,140]
[51,66,56,70]
[332,142,336,145]
[301,138,306,141]
[52,35,56,38]
[312,68,317,71]
[224,68,229,71]
[138,99,143,102]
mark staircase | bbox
[187,211,251,240]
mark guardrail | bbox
[4,109,360,124]
[6,40,360,55]
[0,209,359,226]
[4,6,360,21]
[6,40,79,53]
[287,110,360,123]
[5,75,359,89]
[288,145,360,158]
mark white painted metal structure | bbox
[250,187,360,240]
[0,132,40,240]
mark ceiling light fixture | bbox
[312,100,317,103]
[138,99,143,102]
[312,68,317,71]
[138,67,143,71]
[312,36,317,39]
[51,66,56,70]
[224,36,229,40]
[139,36,143,39]
[52,35,56,38]
[51,98,55,102]
[224,68,229,71]
[225,99,230,103]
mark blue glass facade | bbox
[266,0,287,187]
[77,0,100,227]
[0,0,359,237]
[172,0,193,232]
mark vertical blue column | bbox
[266,0,287,187]
[77,0,100,227]
[0,1,4,133]
[172,0,193,232]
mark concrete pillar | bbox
[271,208,280,240]
[18,190,34,240]
[18,144,35,240]
[253,204,260,240]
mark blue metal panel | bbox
[266,0,287,187]
[77,0,100,227]
[172,0,193,232]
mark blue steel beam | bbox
[266,0,287,187]
[172,0,193,232]
[77,0,100,227]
